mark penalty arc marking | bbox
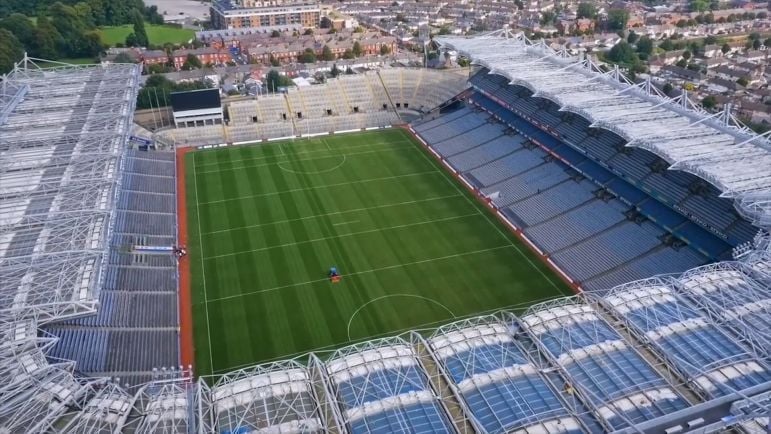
[347,294,456,341]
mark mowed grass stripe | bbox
[186,129,571,373]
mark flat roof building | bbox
[210,0,320,30]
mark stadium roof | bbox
[437,29,771,228]
[0,58,140,322]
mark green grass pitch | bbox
[99,24,195,47]
[185,128,571,375]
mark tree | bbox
[298,48,316,63]
[303,28,313,35]
[737,77,748,87]
[701,95,717,110]
[540,11,556,26]
[181,53,201,70]
[690,0,709,11]
[321,44,334,61]
[627,30,639,44]
[0,13,35,48]
[663,82,674,95]
[131,9,148,47]
[721,43,731,54]
[125,32,139,47]
[0,28,23,74]
[660,39,675,51]
[271,30,280,37]
[752,39,761,50]
[576,2,597,19]
[353,26,364,33]
[265,69,291,91]
[704,35,717,45]
[676,19,687,28]
[606,41,639,65]
[676,58,687,67]
[380,44,391,55]
[607,9,629,31]
[682,50,691,60]
[636,35,653,56]
[330,63,340,77]
[114,52,135,63]
[352,41,362,57]
[342,48,354,59]
[345,66,354,75]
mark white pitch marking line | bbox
[192,154,215,375]
[203,194,462,235]
[332,220,359,226]
[204,212,481,260]
[346,294,456,341]
[199,170,441,206]
[204,244,513,303]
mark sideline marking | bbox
[332,219,359,226]
[347,294,456,341]
[192,153,215,375]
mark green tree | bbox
[0,13,36,48]
[721,43,731,54]
[321,44,334,61]
[298,48,316,63]
[303,28,313,35]
[704,35,717,44]
[682,50,691,60]
[701,95,717,110]
[352,41,362,57]
[330,63,340,77]
[342,49,354,59]
[607,9,629,31]
[676,58,687,67]
[269,54,280,66]
[181,53,201,70]
[737,77,748,87]
[131,9,148,47]
[125,32,139,47]
[690,0,709,12]
[265,69,291,92]
[752,39,761,50]
[606,41,639,65]
[663,82,673,94]
[660,39,675,51]
[636,35,653,56]
[380,44,391,55]
[627,30,639,44]
[34,17,63,59]
[577,2,597,19]
[540,10,556,25]
[0,28,23,74]
[271,29,280,37]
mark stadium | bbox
[0,29,769,433]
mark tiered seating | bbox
[524,200,626,252]
[326,340,454,434]
[447,133,516,172]
[434,123,505,157]
[521,299,690,430]
[378,68,468,111]
[603,283,771,398]
[482,164,569,208]
[428,318,583,433]
[468,144,542,186]
[507,180,596,226]
[551,222,663,282]
[44,150,179,385]
[584,247,706,291]
[677,265,771,357]
[205,361,323,433]
[417,110,488,144]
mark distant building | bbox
[171,48,233,70]
[210,0,320,30]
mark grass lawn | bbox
[99,24,195,46]
[185,129,571,375]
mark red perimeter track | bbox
[400,125,581,296]
[175,147,195,374]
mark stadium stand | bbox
[157,69,468,146]
[1,40,770,433]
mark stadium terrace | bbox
[0,26,769,434]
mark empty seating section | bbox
[434,123,506,157]
[44,150,179,384]
[447,134,517,172]
[378,69,468,110]
[584,247,706,291]
[552,222,662,282]
[525,200,626,252]
[603,284,771,397]
[468,68,759,249]
[429,320,583,433]
[507,180,595,226]
[468,144,542,186]
[677,265,771,357]
[483,164,569,207]
[326,342,454,434]
[416,110,488,144]
[521,301,690,430]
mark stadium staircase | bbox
[376,70,402,122]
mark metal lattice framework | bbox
[436,29,771,228]
[597,278,771,399]
[0,57,141,323]
[198,359,331,433]
[519,297,692,432]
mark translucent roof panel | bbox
[437,30,771,229]
[428,316,584,433]
[601,280,771,398]
[521,298,690,431]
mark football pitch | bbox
[184,128,571,375]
